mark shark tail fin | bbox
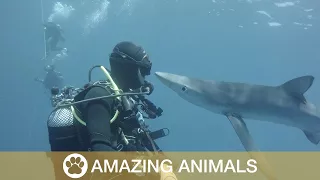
[281,76,314,103]
[303,130,320,145]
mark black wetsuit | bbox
[44,70,64,89]
[44,22,65,54]
[47,85,162,180]
[35,69,64,90]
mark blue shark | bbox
[155,72,320,146]
[155,72,320,179]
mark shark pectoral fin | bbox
[281,75,314,103]
[303,130,320,145]
[226,115,259,151]
[227,115,279,180]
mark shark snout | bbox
[155,72,174,88]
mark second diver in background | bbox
[35,65,64,91]
[43,22,66,58]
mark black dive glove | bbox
[142,80,154,95]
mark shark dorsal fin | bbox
[281,76,314,103]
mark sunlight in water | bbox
[83,0,110,35]
[48,2,75,22]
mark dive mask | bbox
[110,48,152,76]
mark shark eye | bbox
[181,86,187,92]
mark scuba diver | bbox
[43,22,65,57]
[35,65,64,91]
[47,41,177,180]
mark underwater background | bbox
[0,0,319,151]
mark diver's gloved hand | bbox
[143,80,154,95]
[141,98,163,118]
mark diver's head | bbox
[109,41,152,91]
[51,86,60,95]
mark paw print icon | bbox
[63,153,88,178]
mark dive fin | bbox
[303,130,320,145]
[281,76,314,103]
[226,114,259,151]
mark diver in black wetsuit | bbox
[35,65,64,90]
[47,41,177,180]
[43,22,65,56]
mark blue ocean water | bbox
[0,0,319,151]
